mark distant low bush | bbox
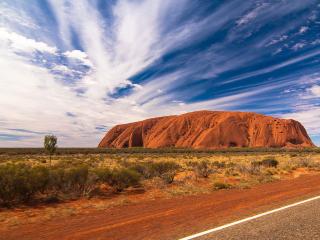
[238,163,261,175]
[108,168,141,192]
[1,147,319,156]
[295,158,313,168]
[192,160,214,178]
[128,161,180,184]
[261,158,279,168]
[149,161,180,177]
[212,161,226,169]
[250,161,262,173]
[250,158,279,170]
[213,182,232,190]
[161,172,176,184]
[128,162,152,179]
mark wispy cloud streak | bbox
[0,0,319,146]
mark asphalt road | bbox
[195,197,320,240]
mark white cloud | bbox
[282,107,320,138]
[299,26,309,34]
[280,74,320,143]
[0,47,145,147]
[1,0,319,147]
[48,0,193,100]
[292,42,306,51]
[312,39,320,45]
[0,27,57,54]
[223,50,320,85]
[51,64,72,74]
[236,3,268,26]
[237,10,258,26]
[47,0,72,48]
[272,48,283,55]
[310,85,320,97]
[63,50,92,66]
[46,0,260,103]
[301,85,320,99]
[266,35,288,47]
[0,2,38,29]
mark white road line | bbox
[179,195,320,240]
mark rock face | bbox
[98,111,315,149]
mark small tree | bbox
[44,135,57,166]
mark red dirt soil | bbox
[2,174,320,240]
[98,111,315,149]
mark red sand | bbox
[2,174,320,240]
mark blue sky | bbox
[0,0,320,147]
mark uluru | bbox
[98,111,315,149]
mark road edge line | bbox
[179,195,320,240]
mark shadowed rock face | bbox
[98,111,315,149]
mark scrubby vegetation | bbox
[213,182,232,190]
[106,168,141,192]
[1,147,319,156]
[120,160,180,183]
[187,160,215,178]
[0,160,183,206]
[0,150,319,208]
[260,157,279,168]
[0,164,49,206]
[0,164,141,206]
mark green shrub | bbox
[250,158,278,170]
[128,161,180,183]
[150,161,180,183]
[295,158,315,168]
[212,161,226,169]
[29,166,50,194]
[251,161,262,168]
[250,161,262,173]
[94,167,112,182]
[64,165,89,193]
[108,168,141,192]
[261,158,279,168]
[128,162,152,179]
[0,164,50,205]
[47,167,65,193]
[0,164,23,205]
[213,182,232,190]
[149,161,180,177]
[161,172,176,184]
[194,160,213,178]
[55,165,99,197]
[0,163,140,206]
[237,163,261,175]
